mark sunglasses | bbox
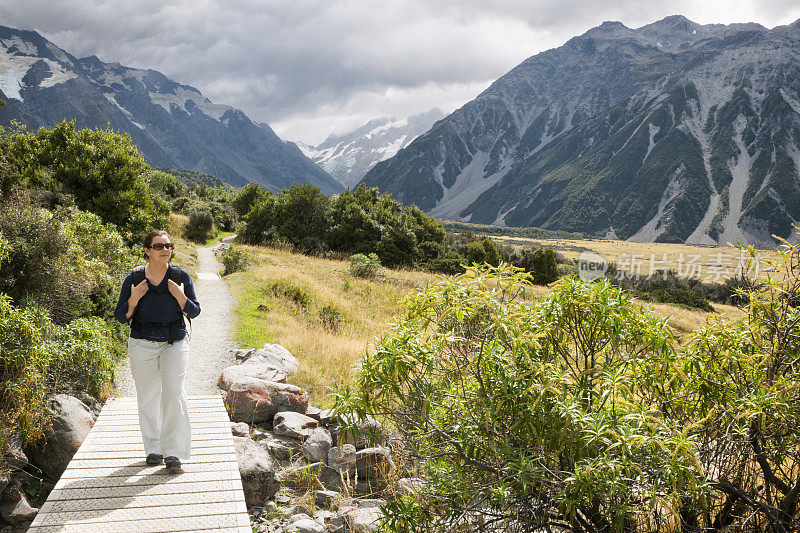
[146,243,175,250]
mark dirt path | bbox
[113,245,237,397]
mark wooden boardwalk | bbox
[28,395,251,533]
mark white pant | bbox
[127,337,192,460]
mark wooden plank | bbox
[30,395,250,533]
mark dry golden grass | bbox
[224,245,441,406]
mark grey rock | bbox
[313,490,339,508]
[327,444,356,474]
[245,344,300,375]
[0,491,37,525]
[357,499,386,508]
[273,412,318,439]
[355,447,394,480]
[27,394,94,480]
[233,436,280,506]
[304,405,323,422]
[395,477,424,496]
[235,348,255,361]
[231,422,250,437]
[2,431,27,470]
[0,476,7,495]
[293,503,314,517]
[302,427,332,464]
[256,432,302,462]
[225,378,309,423]
[283,463,350,493]
[285,518,326,533]
[219,364,288,390]
[345,507,383,532]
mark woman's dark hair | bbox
[143,230,170,259]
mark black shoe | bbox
[146,453,163,465]
[165,456,182,472]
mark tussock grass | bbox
[225,245,440,405]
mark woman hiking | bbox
[114,230,201,472]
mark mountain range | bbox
[299,109,444,188]
[0,25,342,195]
[361,15,800,247]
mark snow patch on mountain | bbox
[0,52,36,100]
[303,109,444,188]
[148,87,233,120]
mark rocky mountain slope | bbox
[299,109,444,188]
[361,16,800,246]
[0,25,342,194]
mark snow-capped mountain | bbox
[0,25,342,194]
[362,16,800,247]
[299,109,444,188]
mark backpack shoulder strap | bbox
[132,265,146,286]
[168,263,182,284]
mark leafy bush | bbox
[219,245,252,276]
[0,296,53,444]
[508,246,560,284]
[184,209,216,243]
[337,265,692,531]
[0,201,136,325]
[45,317,117,397]
[319,304,344,331]
[349,253,381,278]
[232,182,270,217]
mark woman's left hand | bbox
[167,279,188,311]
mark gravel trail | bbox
[113,245,238,397]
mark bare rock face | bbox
[233,436,280,506]
[0,481,38,526]
[231,422,250,437]
[218,364,288,391]
[242,344,300,375]
[302,427,332,464]
[225,377,309,423]
[27,394,94,480]
[273,412,318,439]
[327,444,357,475]
[355,447,395,481]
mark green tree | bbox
[7,120,169,243]
[232,182,270,217]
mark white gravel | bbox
[113,245,238,397]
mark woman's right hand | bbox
[130,279,149,303]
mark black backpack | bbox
[130,263,189,344]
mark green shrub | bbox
[319,304,344,331]
[336,265,694,531]
[219,245,252,276]
[46,317,117,397]
[184,209,216,243]
[509,246,560,284]
[266,280,312,308]
[349,253,381,278]
[0,296,52,444]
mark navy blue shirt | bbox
[114,265,201,342]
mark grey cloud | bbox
[1,0,798,142]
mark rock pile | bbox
[224,344,420,533]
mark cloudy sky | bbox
[1,0,799,144]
